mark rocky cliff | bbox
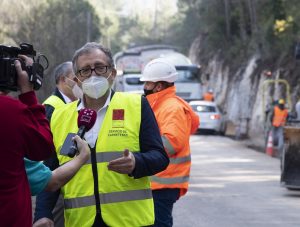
[189,35,300,150]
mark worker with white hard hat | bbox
[140,58,178,96]
[140,58,199,227]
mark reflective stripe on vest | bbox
[64,189,152,209]
[151,155,191,185]
[162,135,176,155]
[85,151,135,164]
[151,175,190,184]
[169,155,191,164]
[51,93,154,227]
[43,95,65,109]
[83,152,190,166]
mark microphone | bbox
[68,108,97,158]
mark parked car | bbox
[189,100,226,135]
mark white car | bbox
[189,100,226,135]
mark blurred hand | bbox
[73,135,90,164]
[32,218,54,227]
[15,54,33,94]
[107,149,135,174]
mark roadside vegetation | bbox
[1,0,299,99]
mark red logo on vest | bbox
[112,109,124,128]
[113,109,124,120]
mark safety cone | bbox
[266,131,274,156]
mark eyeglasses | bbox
[77,65,111,78]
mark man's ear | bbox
[155,82,164,92]
[59,75,66,83]
[111,68,117,80]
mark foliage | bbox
[3,0,300,99]
[88,0,123,53]
[167,0,300,62]
[107,0,178,53]
[7,0,101,100]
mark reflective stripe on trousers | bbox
[64,189,152,209]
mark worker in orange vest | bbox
[140,58,199,227]
[203,89,214,101]
[271,99,288,157]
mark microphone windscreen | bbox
[77,108,97,131]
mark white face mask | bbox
[82,73,112,99]
[72,84,83,99]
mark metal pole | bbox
[87,11,91,42]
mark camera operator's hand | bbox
[15,55,34,94]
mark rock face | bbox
[189,36,300,149]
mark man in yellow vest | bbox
[140,58,199,227]
[271,99,288,157]
[34,42,169,227]
[35,61,83,227]
[43,61,82,120]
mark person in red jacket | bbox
[0,55,54,227]
[140,58,200,227]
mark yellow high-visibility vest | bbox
[43,95,65,109]
[50,92,154,227]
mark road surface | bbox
[173,135,300,227]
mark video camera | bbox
[0,43,48,91]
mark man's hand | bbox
[15,54,34,94]
[32,218,54,227]
[107,149,135,174]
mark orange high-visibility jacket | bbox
[146,86,199,197]
[203,92,214,102]
[272,106,288,127]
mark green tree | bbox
[166,0,300,62]
[90,0,178,53]
[9,0,101,100]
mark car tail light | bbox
[210,114,220,120]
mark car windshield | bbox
[125,77,144,85]
[191,105,216,113]
[176,70,199,83]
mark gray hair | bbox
[53,61,73,84]
[72,42,115,74]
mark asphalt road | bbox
[173,135,300,227]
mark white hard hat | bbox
[140,58,178,83]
